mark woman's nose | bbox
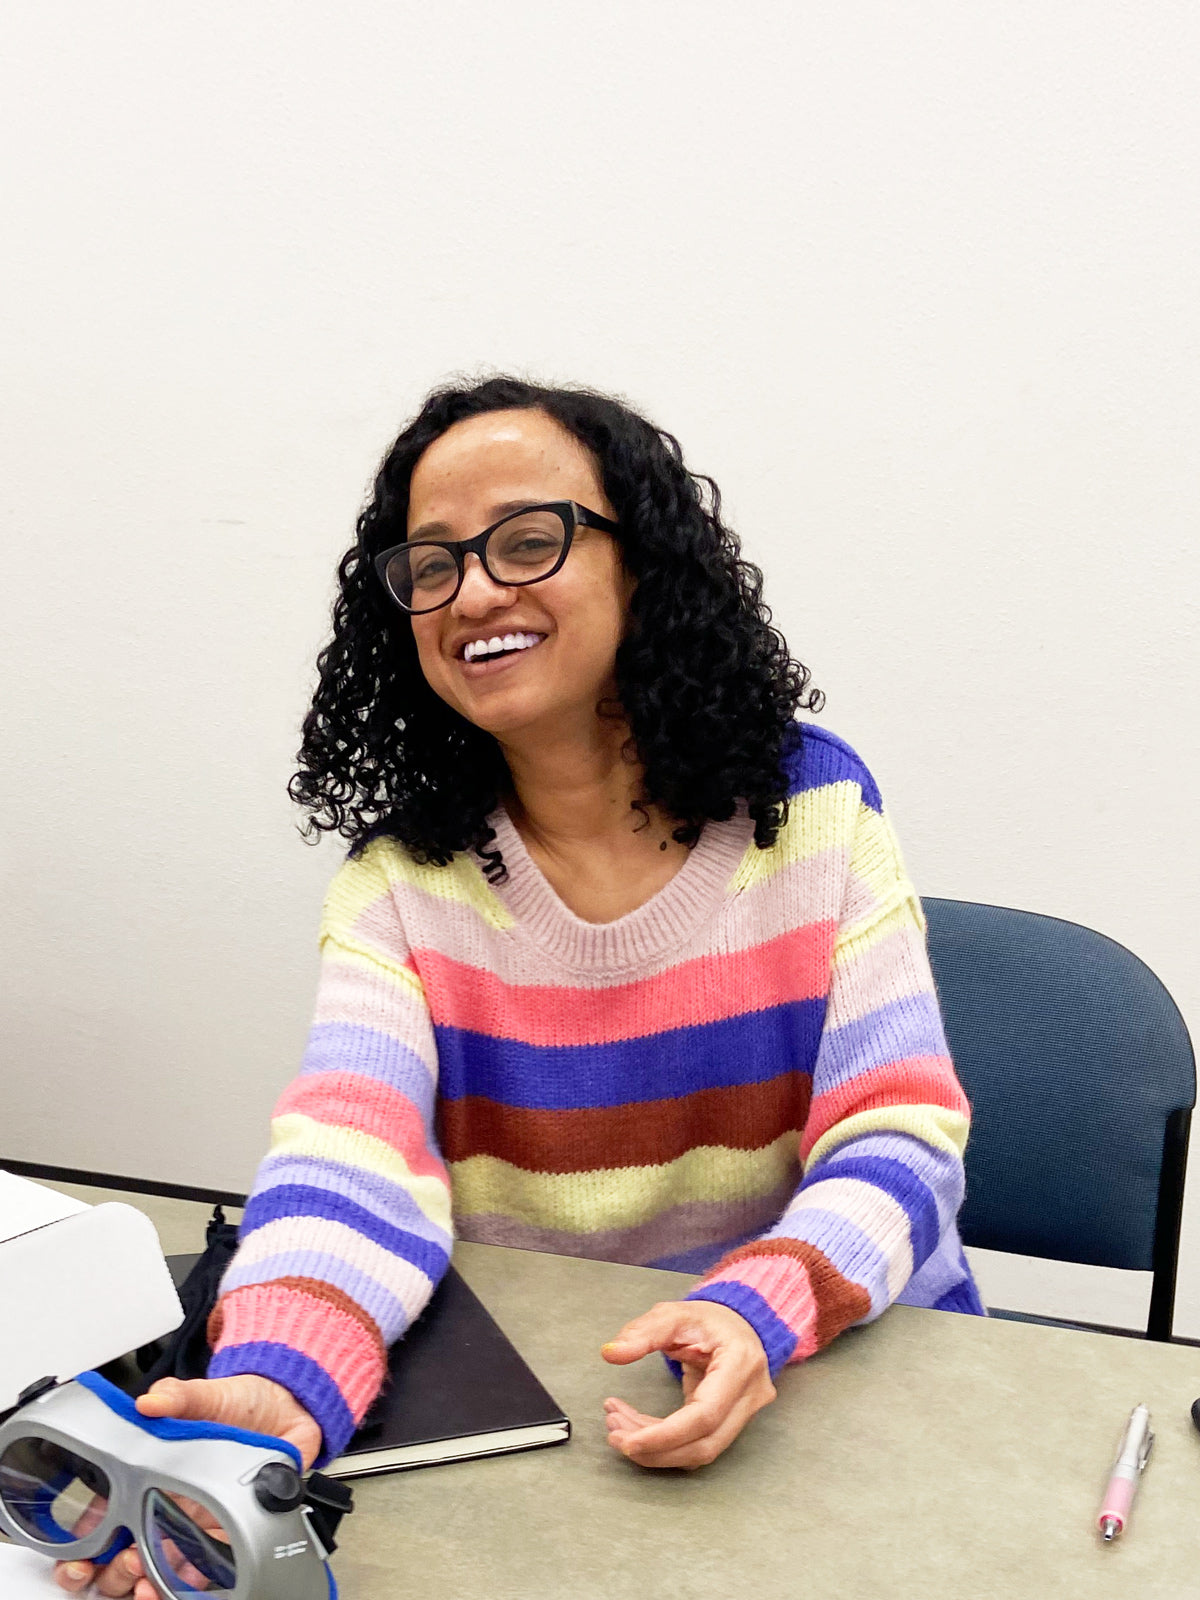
[452,552,515,614]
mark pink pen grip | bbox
[1098,1474,1137,1532]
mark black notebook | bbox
[155,1255,570,1478]
[324,1264,570,1478]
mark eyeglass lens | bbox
[0,1436,112,1545]
[143,1486,238,1596]
[384,506,567,612]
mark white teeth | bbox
[462,632,546,661]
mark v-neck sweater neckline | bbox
[484,803,755,975]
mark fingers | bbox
[601,1302,718,1366]
[58,1497,111,1588]
[604,1356,731,1465]
[603,1299,777,1470]
[55,1523,216,1597]
[608,1370,773,1469]
[603,1388,725,1450]
[607,1354,767,1466]
[603,1397,661,1433]
[136,1377,195,1417]
[136,1376,213,1420]
[94,1548,145,1596]
[137,1374,264,1429]
[157,1535,211,1591]
[608,1385,729,1458]
[137,1375,322,1470]
[607,1330,760,1445]
[55,1561,95,1592]
[614,1401,753,1469]
[55,1526,210,1596]
[70,1492,108,1541]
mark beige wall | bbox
[2,3,1197,1330]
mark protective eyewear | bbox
[375,499,619,615]
[0,1372,351,1599]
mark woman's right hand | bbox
[54,1375,321,1597]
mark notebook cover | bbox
[331,1263,570,1472]
[159,1255,569,1475]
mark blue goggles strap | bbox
[74,1372,303,1469]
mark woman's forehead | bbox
[409,409,602,516]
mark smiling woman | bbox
[287,378,822,885]
[55,375,985,1593]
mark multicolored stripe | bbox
[211,724,983,1458]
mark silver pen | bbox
[1097,1403,1153,1541]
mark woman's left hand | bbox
[600,1299,777,1468]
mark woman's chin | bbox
[435,663,618,747]
[452,690,546,742]
[456,693,593,749]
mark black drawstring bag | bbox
[132,1205,240,1392]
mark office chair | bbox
[922,897,1195,1341]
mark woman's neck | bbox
[496,718,690,922]
[500,719,664,850]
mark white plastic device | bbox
[0,1170,184,1411]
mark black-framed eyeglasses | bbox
[375,500,620,616]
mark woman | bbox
[58,376,983,1598]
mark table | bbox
[26,1183,1200,1599]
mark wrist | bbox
[248,1375,306,1411]
[684,1282,800,1378]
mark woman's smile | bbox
[456,631,550,676]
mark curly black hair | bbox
[289,375,823,880]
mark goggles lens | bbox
[0,1436,111,1545]
[144,1487,238,1596]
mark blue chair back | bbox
[922,898,1194,1336]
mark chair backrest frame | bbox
[922,897,1195,1341]
[1148,1106,1191,1339]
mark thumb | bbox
[600,1330,651,1365]
[136,1377,216,1420]
[601,1306,685,1365]
[136,1375,322,1469]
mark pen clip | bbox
[1138,1430,1155,1473]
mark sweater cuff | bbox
[680,1248,827,1379]
[681,1280,803,1380]
[207,1342,357,1466]
[209,1281,387,1466]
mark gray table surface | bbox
[25,1183,1200,1599]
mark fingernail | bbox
[65,1564,90,1581]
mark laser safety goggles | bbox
[0,1371,351,1598]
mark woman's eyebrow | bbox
[408,499,545,542]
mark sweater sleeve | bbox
[684,788,984,1377]
[207,842,453,1463]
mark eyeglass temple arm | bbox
[574,504,619,531]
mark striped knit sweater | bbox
[209,725,984,1461]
